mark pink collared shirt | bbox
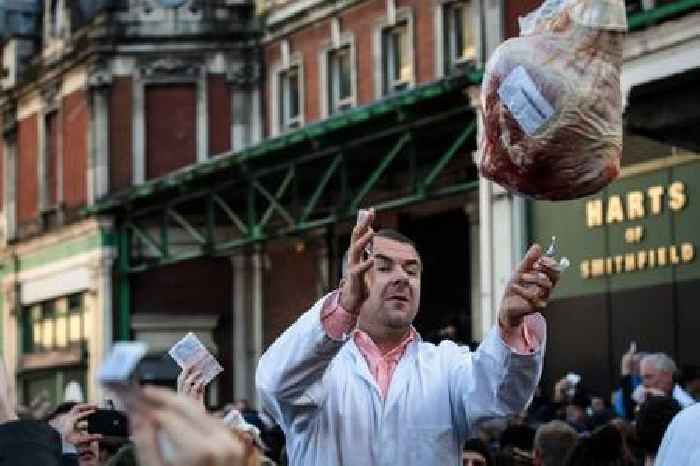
[321,291,543,399]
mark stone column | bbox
[87,64,113,204]
[468,85,527,337]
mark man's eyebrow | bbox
[373,254,421,267]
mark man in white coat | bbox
[257,208,560,466]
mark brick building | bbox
[2,0,699,410]
[0,0,258,406]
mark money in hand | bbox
[168,332,223,385]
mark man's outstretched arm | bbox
[448,245,559,437]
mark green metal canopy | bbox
[97,70,483,275]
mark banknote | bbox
[99,341,148,384]
[168,332,223,385]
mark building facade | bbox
[2,0,698,410]
[0,0,258,406]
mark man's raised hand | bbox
[498,244,561,328]
[340,208,375,314]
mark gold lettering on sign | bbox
[658,247,668,266]
[637,251,647,269]
[581,261,590,279]
[669,182,687,211]
[626,191,645,220]
[606,195,625,223]
[591,259,605,277]
[580,243,696,279]
[647,186,665,215]
[648,249,656,268]
[614,255,624,273]
[669,246,680,265]
[587,199,604,228]
[682,243,695,262]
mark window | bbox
[327,45,353,114]
[278,65,301,132]
[44,110,59,208]
[21,293,85,354]
[442,1,476,74]
[381,21,411,95]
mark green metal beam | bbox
[628,0,700,31]
[421,121,476,192]
[117,228,131,340]
[300,154,342,224]
[350,133,411,212]
[258,167,295,228]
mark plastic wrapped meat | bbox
[480,0,627,200]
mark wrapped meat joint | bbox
[480,0,627,200]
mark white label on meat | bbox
[498,66,555,136]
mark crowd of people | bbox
[1,213,699,466]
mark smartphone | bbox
[87,409,129,438]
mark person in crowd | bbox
[565,392,592,434]
[463,438,494,466]
[532,420,578,466]
[634,396,681,466]
[679,366,700,402]
[527,385,557,427]
[564,424,632,466]
[654,402,700,466]
[47,402,104,466]
[588,396,614,430]
[615,343,645,420]
[637,353,695,408]
[497,424,536,466]
[1,358,100,466]
[257,209,561,466]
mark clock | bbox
[158,0,188,7]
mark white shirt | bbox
[655,402,700,466]
[256,295,545,466]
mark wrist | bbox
[338,290,360,316]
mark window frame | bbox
[320,34,357,118]
[435,0,479,78]
[21,293,86,355]
[271,53,305,135]
[374,8,416,98]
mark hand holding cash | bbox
[169,332,223,387]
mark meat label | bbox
[497,65,555,136]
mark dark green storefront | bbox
[529,154,700,397]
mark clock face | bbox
[158,0,188,7]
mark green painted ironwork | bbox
[117,229,131,340]
[628,0,700,31]
[89,71,484,274]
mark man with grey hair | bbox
[638,353,695,408]
[532,420,578,466]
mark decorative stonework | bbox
[227,58,261,88]
[140,57,203,80]
[40,80,60,109]
[87,60,113,89]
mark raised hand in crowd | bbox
[177,365,206,410]
[0,357,17,423]
[339,207,375,314]
[48,403,101,446]
[620,342,636,376]
[131,386,246,466]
